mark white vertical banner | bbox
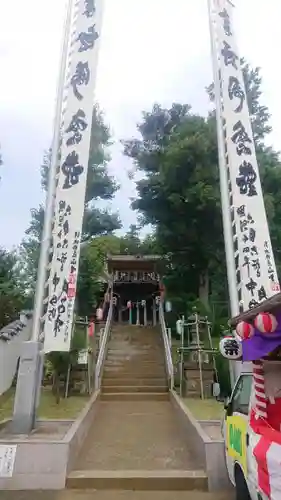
[44,0,104,352]
[211,0,279,312]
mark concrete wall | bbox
[170,391,231,492]
[0,318,32,396]
[0,440,68,490]
[0,392,100,490]
[66,391,100,473]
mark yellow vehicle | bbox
[220,295,281,500]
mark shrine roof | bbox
[107,254,161,262]
[229,292,281,327]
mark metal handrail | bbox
[159,303,174,390]
[94,298,113,390]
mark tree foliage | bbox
[123,61,281,310]
[19,105,121,291]
[0,248,24,329]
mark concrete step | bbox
[105,360,165,366]
[66,470,208,491]
[2,490,234,499]
[107,354,164,361]
[102,386,169,394]
[100,392,170,401]
[108,350,163,355]
[103,371,167,378]
[102,378,167,387]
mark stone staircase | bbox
[67,324,208,493]
[101,324,169,401]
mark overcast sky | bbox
[0,0,280,249]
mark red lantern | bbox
[236,321,254,340]
[254,312,277,334]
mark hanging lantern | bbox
[219,336,242,360]
[88,321,95,337]
[254,312,278,334]
[165,301,172,312]
[236,321,254,340]
[96,308,103,321]
[176,319,183,335]
[127,300,132,309]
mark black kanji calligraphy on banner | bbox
[258,286,267,301]
[52,273,60,292]
[228,76,245,113]
[70,62,90,101]
[83,0,95,17]
[78,25,99,52]
[240,219,248,233]
[219,8,232,36]
[236,204,246,217]
[251,245,258,256]
[249,299,259,309]
[58,200,71,216]
[252,259,261,278]
[249,227,256,243]
[48,295,58,321]
[54,315,64,336]
[246,277,257,296]
[236,161,257,196]
[61,151,84,189]
[66,109,88,146]
[242,255,250,276]
[231,121,252,156]
[63,219,69,236]
[221,41,238,69]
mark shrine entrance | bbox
[107,255,161,326]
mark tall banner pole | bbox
[211,0,279,309]
[43,0,104,353]
[11,0,104,433]
[209,0,280,383]
[207,0,239,317]
[207,0,239,384]
[32,0,76,342]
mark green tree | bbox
[123,62,281,309]
[0,248,24,329]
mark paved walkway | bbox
[74,401,202,471]
[2,490,234,500]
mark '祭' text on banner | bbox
[44,0,104,352]
[211,0,279,312]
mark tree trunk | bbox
[52,371,61,404]
[199,270,209,307]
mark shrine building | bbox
[103,254,163,326]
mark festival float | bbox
[219,295,281,500]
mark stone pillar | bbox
[143,302,147,326]
[153,299,156,326]
[136,302,140,326]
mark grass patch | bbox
[183,397,224,420]
[0,388,89,422]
